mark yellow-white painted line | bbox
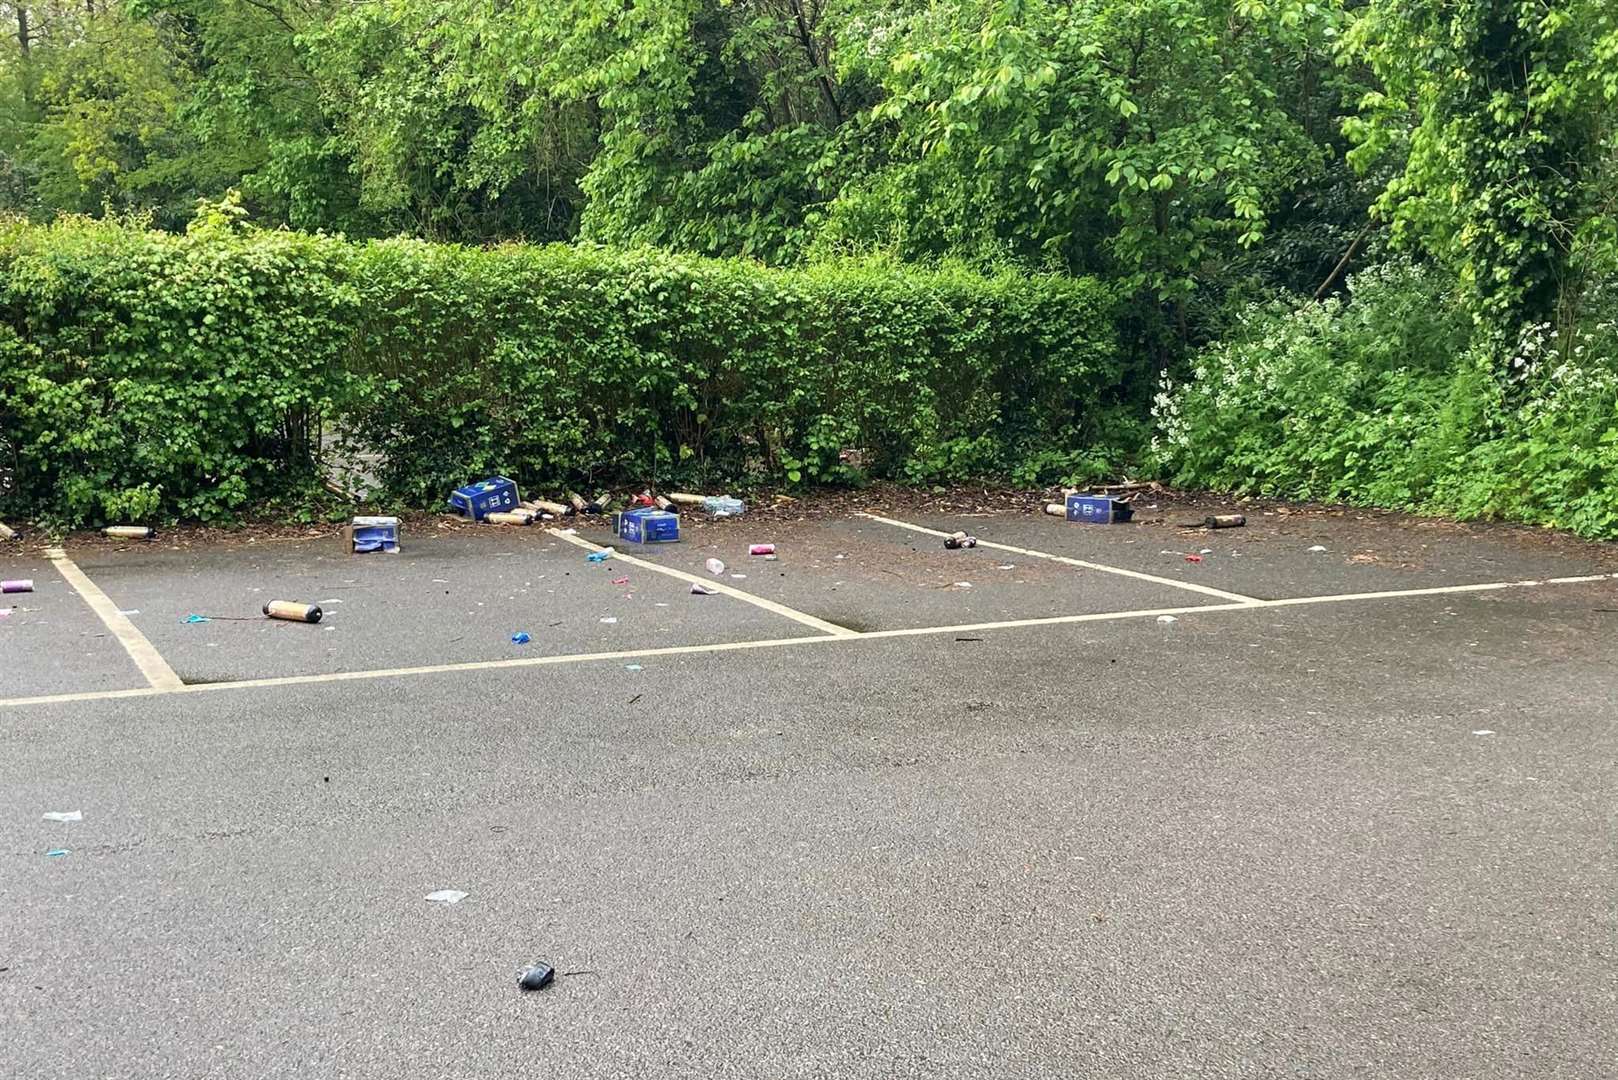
[856,602,1253,639]
[0,634,828,709]
[1260,576,1610,607]
[44,546,184,691]
[550,528,858,638]
[856,511,1265,605]
[1,569,1610,711]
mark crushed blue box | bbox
[343,515,400,554]
[1065,494,1134,524]
[615,508,680,544]
[448,477,519,521]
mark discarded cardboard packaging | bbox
[448,477,519,521]
[1065,494,1133,524]
[615,508,680,544]
[341,516,400,554]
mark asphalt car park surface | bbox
[2,498,1615,1078]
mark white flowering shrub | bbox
[1152,261,1618,538]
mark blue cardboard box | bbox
[615,508,680,544]
[448,477,519,521]
[1065,494,1134,524]
[344,515,400,554]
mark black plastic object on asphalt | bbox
[517,962,555,991]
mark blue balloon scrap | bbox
[184,614,211,624]
[46,849,69,858]
[586,549,612,563]
[511,632,531,645]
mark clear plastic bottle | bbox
[704,496,745,517]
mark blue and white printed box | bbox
[1065,494,1134,524]
[448,477,519,521]
[616,508,680,544]
[344,515,400,554]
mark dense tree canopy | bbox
[0,0,1613,346]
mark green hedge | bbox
[0,215,1129,527]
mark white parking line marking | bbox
[0,634,828,709]
[855,512,1265,605]
[550,529,858,637]
[0,573,1608,710]
[45,547,183,691]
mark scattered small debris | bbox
[610,577,629,585]
[1156,615,1178,624]
[690,583,717,595]
[517,962,556,991]
[424,890,468,904]
[1184,555,1203,563]
[997,564,1015,570]
[599,616,618,624]
[184,614,212,624]
[1308,545,1328,552]
[511,632,531,645]
[117,608,140,616]
[41,811,82,823]
[1472,729,1495,736]
[952,581,972,588]
[624,664,642,672]
[730,573,747,580]
[586,547,616,563]
[628,693,643,705]
[45,849,69,858]
[955,636,984,642]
